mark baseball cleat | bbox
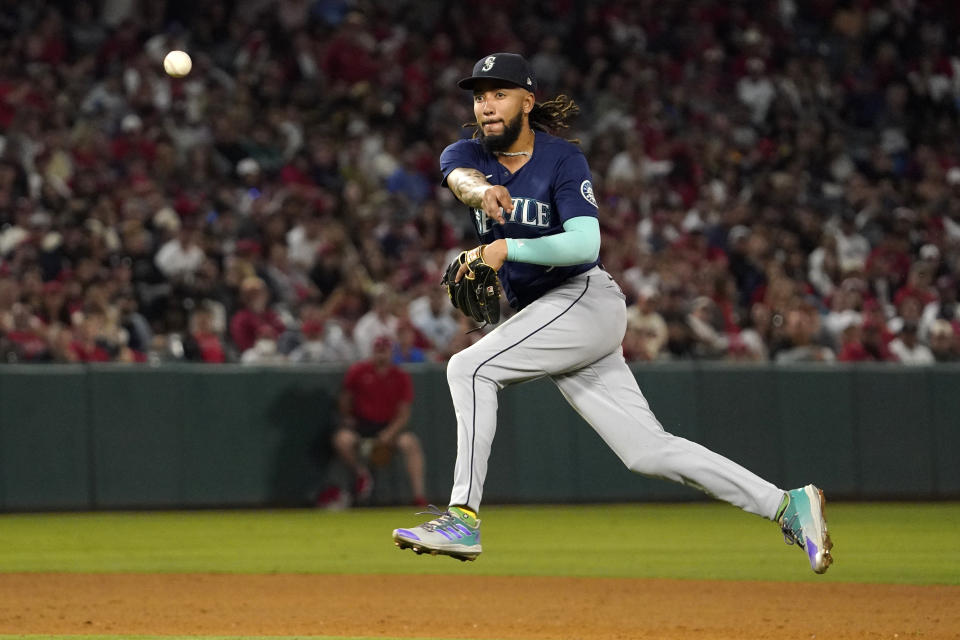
[778,484,833,574]
[392,505,482,561]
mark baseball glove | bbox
[442,245,501,325]
[368,441,395,468]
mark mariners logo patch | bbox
[580,180,598,207]
[482,56,496,71]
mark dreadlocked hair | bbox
[530,95,580,142]
[463,94,581,144]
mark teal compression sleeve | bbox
[504,216,601,266]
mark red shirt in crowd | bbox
[5,330,48,360]
[229,309,285,353]
[342,360,413,424]
[70,341,111,362]
[838,342,872,362]
[193,332,226,363]
[892,286,937,309]
[321,33,379,85]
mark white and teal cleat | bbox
[392,505,482,562]
[778,484,834,574]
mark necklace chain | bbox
[496,150,531,157]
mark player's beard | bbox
[478,110,524,154]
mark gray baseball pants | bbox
[446,266,785,519]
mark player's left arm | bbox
[481,151,601,270]
[480,216,600,269]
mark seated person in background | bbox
[888,322,935,365]
[928,319,957,362]
[330,336,426,506]
[229,276,285,354]
[239,324,285,364]
[183,303,228,363]
[288,319,337,363]
[773,304,836,363]
[408,286,459,354]
[391,320,428,364]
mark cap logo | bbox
[527,77,533,85]
[580,180,597,207]
[481,56,496,72]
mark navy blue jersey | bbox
[440,130,600,309]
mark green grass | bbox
[0,502,957,584]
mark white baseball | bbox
[163,50,192,78]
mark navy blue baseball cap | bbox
[457,53,537,93]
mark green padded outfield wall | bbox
[0,363,957,510]
[0,366,91,510]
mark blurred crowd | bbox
[2,0,960,366]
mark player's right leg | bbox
[442,269,627,513]
[393,268,622,559]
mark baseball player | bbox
[392,53,833,574]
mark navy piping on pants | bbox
[464,276,592,507]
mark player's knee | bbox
[623,442,675,476]
[624,452,658,475]
[396,431,421,453]
[446,350,475,384]
[332,428,357,451]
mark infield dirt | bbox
[0,573,957,639]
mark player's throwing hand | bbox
[481,185,513,224]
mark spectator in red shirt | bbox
[184,304,228,363]
[326,335,426,507]
[37,281,71,326]
[893,262,938,309]
[69,312,112,362]
[320,11,379,87]
[836,317,872,362]
[229,277,285,354]
[3,303,50,362]
[110,114,156,165]
[861,320,894,362]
